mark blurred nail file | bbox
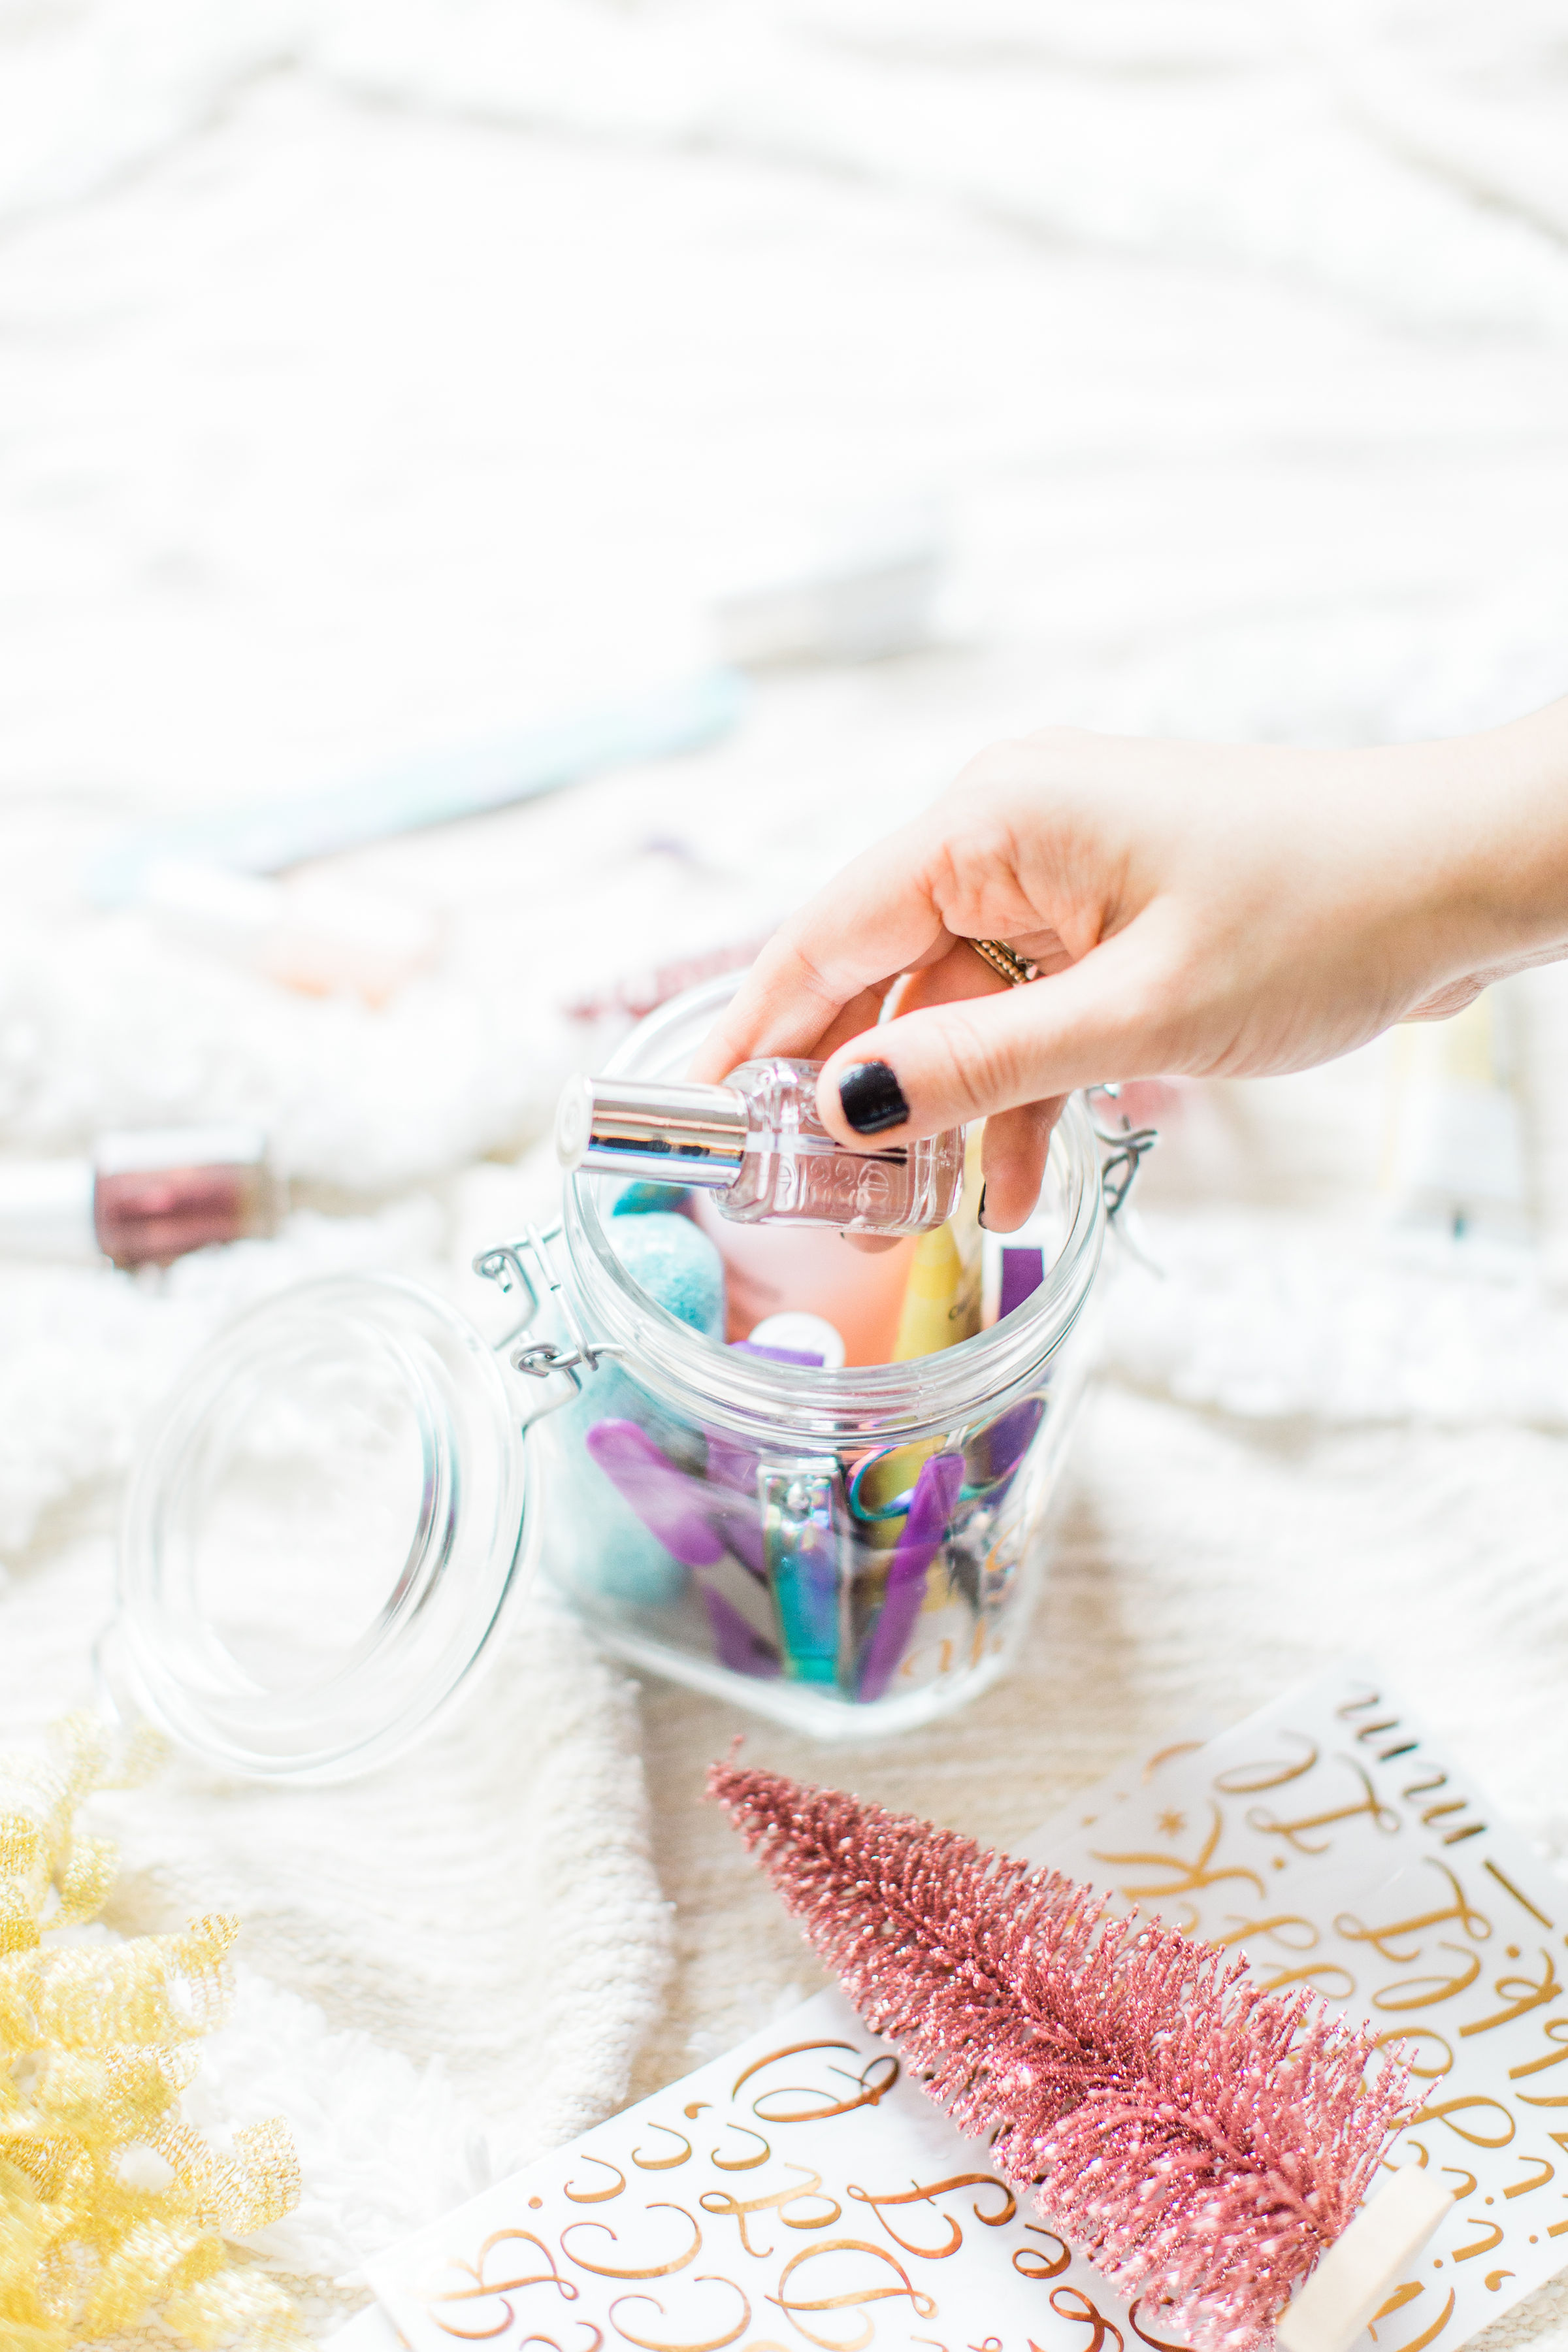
[711,500,945,668]
[84,667,749,905]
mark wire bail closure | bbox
[1090,1103,1158,1220]
[474,1220,621,1384]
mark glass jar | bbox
[104,975,1143,1780]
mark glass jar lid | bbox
[108,1274,529,1782]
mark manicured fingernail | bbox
[838,1060,909,1135]
[978,1183,988,1230]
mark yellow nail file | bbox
[890,1130,984,1360]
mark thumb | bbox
[815,929,1173,1145]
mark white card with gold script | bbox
[363,1985,1160,2352]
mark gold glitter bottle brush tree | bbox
[708,1761,1450,2352]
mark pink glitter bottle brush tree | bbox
[708,1761,1450,2352]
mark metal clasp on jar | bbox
[1087,1086,1158,1221]
[472,1220,622,1389]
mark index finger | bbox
[687,819,956,1083]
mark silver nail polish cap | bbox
[0,1158,97,1258]
[94,1123,269,1177]
[556,1075,750,1188]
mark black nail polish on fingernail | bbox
[838,1060,909,1135]
[978,1184,988,1231]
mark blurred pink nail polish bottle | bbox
[0,1125,280,1267]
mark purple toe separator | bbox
[699,1587,782,1679]
[856,1450,966,1703]
[584,1420,726,1568]
[999,1247,1045,1321]
[966,1394,1046,1499]
[732,1340,826,1367]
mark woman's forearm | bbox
[692,698,1568,1228]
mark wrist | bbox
[1379,702,1568,988]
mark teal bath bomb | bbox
[609,1179,692,1217]
[547,1477,689,1609]
[549,1213,725,1609]
[606,1210,725,1342]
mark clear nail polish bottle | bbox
[556,1058,964,1235]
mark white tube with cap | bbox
[142,860,439,1004]
[747,1311,848,1369]
[1276,2168,1452,2352]
[1384,990,1528,1242]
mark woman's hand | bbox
[689,704,1568,1229]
